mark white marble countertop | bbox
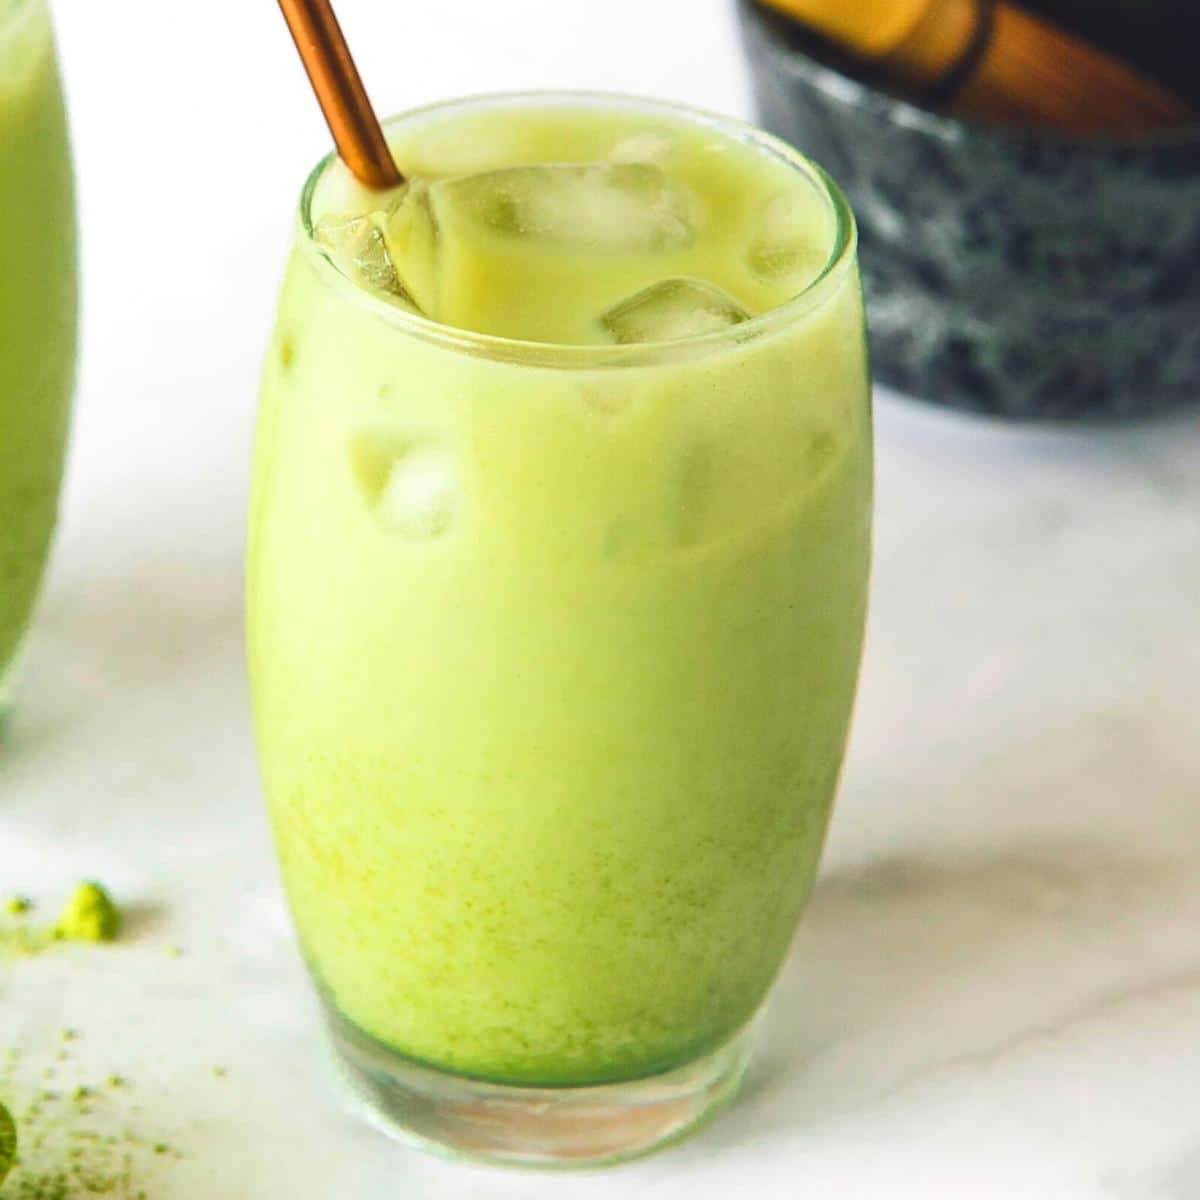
[3,1,1199,1196]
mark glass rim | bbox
[295,90,859,369]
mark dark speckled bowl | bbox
[737,0,1200,420]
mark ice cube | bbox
[379,183,440,315]
[350,429,457,540]
[400,121,533,180]
[746,192,830,290]
[314,211,409,300]
[374,445,457,540]
[435,163,698,254]
[599,277,750,345]
[608,132,675,165]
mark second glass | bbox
[248,93,872,1166]
[0,0,77,713]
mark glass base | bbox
[327,1005,758,1168]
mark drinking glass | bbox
[248,93,872,1167]
[0,0,77,714]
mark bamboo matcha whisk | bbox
[757,0,1195,134]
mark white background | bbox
[3,1,1199,1196]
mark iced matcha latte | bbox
[249,95,871,1164]
[0,0,76,701]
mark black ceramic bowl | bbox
[737,0,1200,420]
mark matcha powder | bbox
[0,1043,180,1200]
[1,882,122,958]
[0,883,187,1194]
[0,1097,15,1186]
[52,883,121,944]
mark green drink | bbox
[249,95,871,1165]
[0,0,76,702]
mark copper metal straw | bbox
[277,0,403,190]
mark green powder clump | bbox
[1,883,123,958]
[53,883,121,944]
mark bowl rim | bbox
[740,0,1200,155]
